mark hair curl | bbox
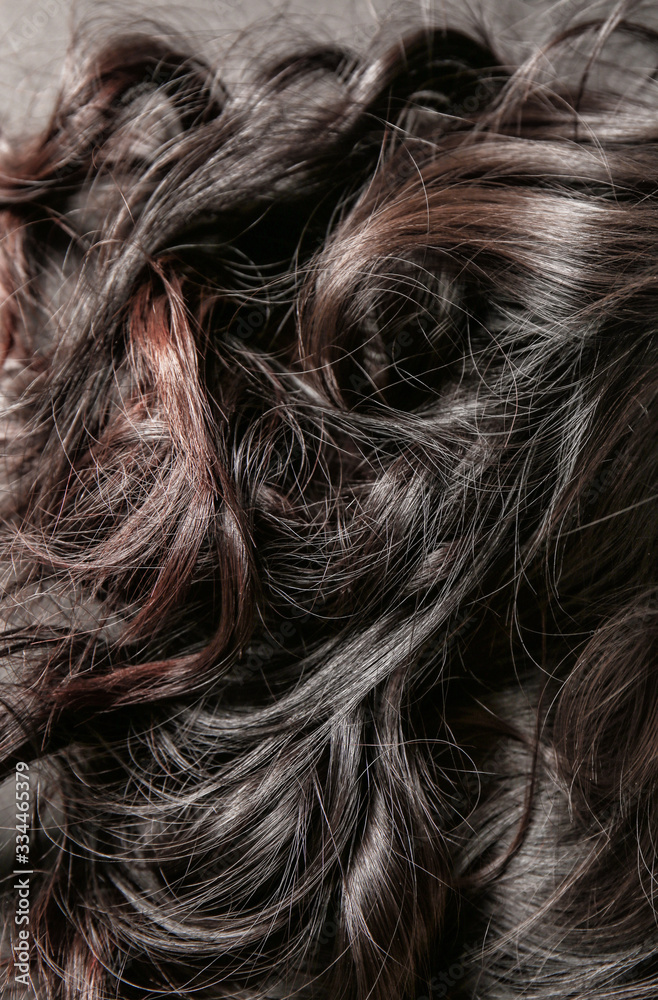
[0,2,657,997]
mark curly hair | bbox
[0,1,657,997]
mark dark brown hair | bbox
[0,1,657,997]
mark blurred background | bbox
[0,0,565,135]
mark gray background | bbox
[0,0,566,135]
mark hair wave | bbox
[1,3,657,997]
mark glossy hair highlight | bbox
[0,2,657,997]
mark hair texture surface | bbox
[0,1,657,997]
